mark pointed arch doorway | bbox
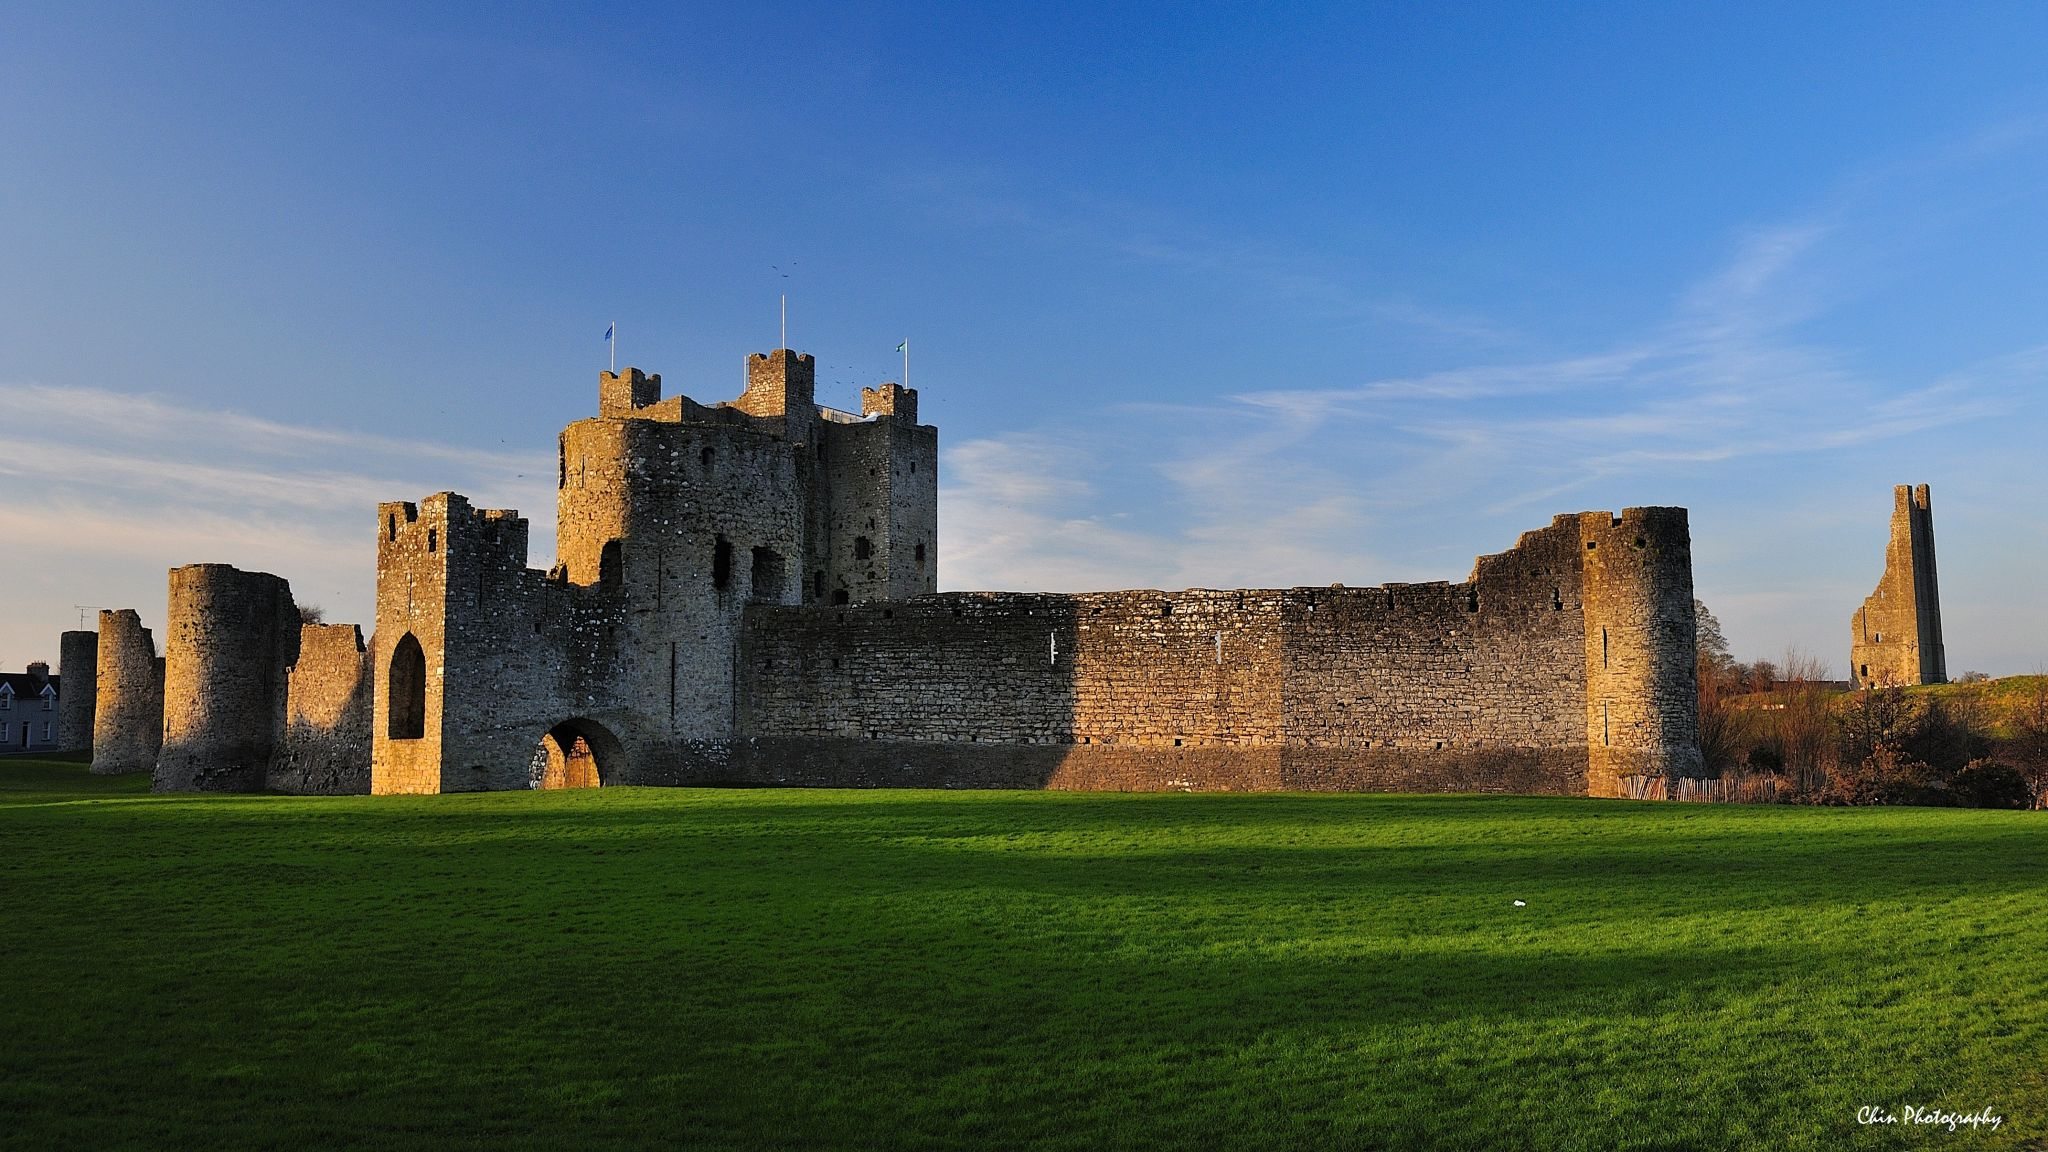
[529,718,625,789]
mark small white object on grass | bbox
[1512,900,1527,907]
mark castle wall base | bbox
[698,738,1588,795]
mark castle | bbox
[63,349,1708,798]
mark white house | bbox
[0,662,60,752]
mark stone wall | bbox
[1851,484,1946,688]
[155,564,300,792]
[91,609,162,775]
[271,623,371,794]
[58,629,97,752]
[733,510,1698,796]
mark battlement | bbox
[735,349,817,420]
[599,367,662,417]
[377,493,529,570]
[860,382,918,423]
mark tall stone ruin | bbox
[1850,483,1946,688]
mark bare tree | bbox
[298,603,326,625]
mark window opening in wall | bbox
[750,547,785,603]
[387,515,397,542]
[1586,540,1597,550]
[1873,632,1882,643]
[832,589,849,606]
[599,540,623,589]
[909,460,916,474]
[1602,702,1610,746]
[701,446,714,470]
[853,535,873,561]
[1602,628,1609,667]
[914,542,926,566]
[713,535,733,591]
[813,571,827,600]
[388,633,426,740]
[1553,588,1564,610]
[1466,589,1479,613]
[427,528,438,553]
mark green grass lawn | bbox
[2,758,2042,1151]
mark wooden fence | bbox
[1620,774,1781,803]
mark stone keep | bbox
[1850,484,1946,689]
[371,351,938,794]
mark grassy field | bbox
[2,758,2043,1151]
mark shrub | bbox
[1951,760,2033,810]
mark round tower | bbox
[1579,508,1703,795]
[155,564,300,793]
[58,629,98,753]
[91,609,163,775]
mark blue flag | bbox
[604,323,614,342]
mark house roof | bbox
[0,673,58,696]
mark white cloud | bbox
[0,384,553,665]
[937,216,2038,672]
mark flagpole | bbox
[902,338,910,391]
[780,295,787,350]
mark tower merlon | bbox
[860,382,918,423]
[600,367,662,417]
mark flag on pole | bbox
[605,323,614,342]
[895,340,907,352]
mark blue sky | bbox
[5,2,2048,675]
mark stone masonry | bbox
[1851,484,1946,689]
[90,609,163,775]
[85,344,1701,798]
[156,564,301,792]
[58,629,97,752]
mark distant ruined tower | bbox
[58,629,98,752]
[1851,484,1945,688]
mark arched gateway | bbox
[530,718,625,789]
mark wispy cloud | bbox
[0,385,553,658]
[940,220,2022,597]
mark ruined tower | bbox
[58,629,98,752]
[90,609,163,775]
[1851,484,1945,689]
[155,564,301,792]
[1579,508,1704,794]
